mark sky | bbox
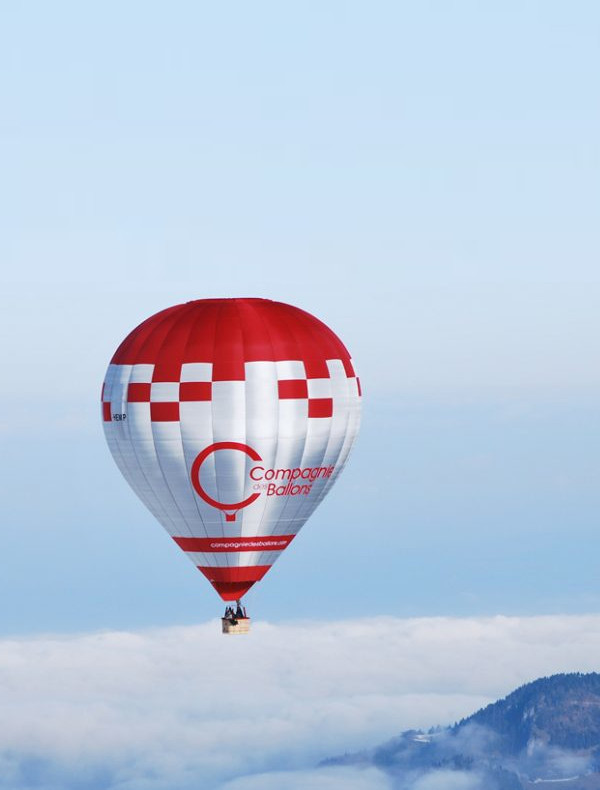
[0,2,599,787]
[1,0,599,631]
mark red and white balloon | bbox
[102,298,361,601]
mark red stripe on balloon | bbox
[198,565,271,581]
[212,301,246,380]
[198,565,271,600]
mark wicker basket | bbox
[221,617,251,635]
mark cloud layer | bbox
[1,615,600,789]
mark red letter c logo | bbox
[190,442,262,521]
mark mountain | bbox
[460,672,600,752]
[322,673,600,789]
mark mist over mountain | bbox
[323,673,600,790]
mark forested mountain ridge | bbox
[323,673,600,789]
[458,672,600,752]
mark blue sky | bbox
[1,1,599,636]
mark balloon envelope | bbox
[102,298,361,600]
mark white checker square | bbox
[277,399,308,435]
[150,382,180,402]
[110,364,133,386]
[326,359,346,378]
[307,378,332,398]
[211,381,246,437]
[276,360,305,379]
[180,362,212,382]
[102,364,120,391]
[245,360,277,382]
[129,364,155,383]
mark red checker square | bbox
[357,377,362,396]
[212,359,245,381]
[278,379,308,399]
[308,398,333,418]
[180,382,212,401]
[152,362,182,382]
[127,383,151,402]
[304,357,330,379]
[151,402,180,421]
[102,402,112,421]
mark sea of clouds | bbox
[1,614,599,789]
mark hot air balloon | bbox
[101,298,361,633]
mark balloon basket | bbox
[221,617,251,635]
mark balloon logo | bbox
[190,442,262,522]
[101,298,361,603]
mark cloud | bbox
[0,615,599,789]
[513,741,593,782]
[220,766,393,790]
[408,770,484,790]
